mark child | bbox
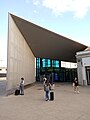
[73,77,80,93]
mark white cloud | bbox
[33,0,40,6]
[42,0,90,18]
[34,10,39,14]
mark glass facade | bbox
[36,58,77,82]
[52,60,59,67]
[42,59,51,67]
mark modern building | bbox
[76,48,90,85]
[6,13,88,93]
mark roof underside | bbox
[10,14,87,62]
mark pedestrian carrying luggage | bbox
[50,91,54,101]
[15,89,20,95]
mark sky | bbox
[0,0,90,67]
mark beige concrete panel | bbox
[77,66,83,85]
[7,14,35,90]
[82,67,87,85]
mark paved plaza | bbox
[0,82,90,120]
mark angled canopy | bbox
[10,13,87,62]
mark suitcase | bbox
[50,91,54,101]
[15,89,20,95]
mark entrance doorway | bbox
[86,67,90,85]
[36,58,77,83]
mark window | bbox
[42,59,51,67]
[36,58,40,68]
[52,60,59,67]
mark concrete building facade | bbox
[6,13,88,93]
[76,49,90,85]
[7,14,35,91]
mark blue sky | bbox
[0,0,90,66]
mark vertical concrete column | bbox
[77,58,83,85]
[82,67,87,85]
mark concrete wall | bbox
[77,58,83,85]
[7,14,35,90]
[76,52,90,85]
[77,63,87,85]
[82,57,90,66]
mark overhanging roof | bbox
[10,13,87,62]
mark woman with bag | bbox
[44,79,51,101]
[20,77,24,95]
